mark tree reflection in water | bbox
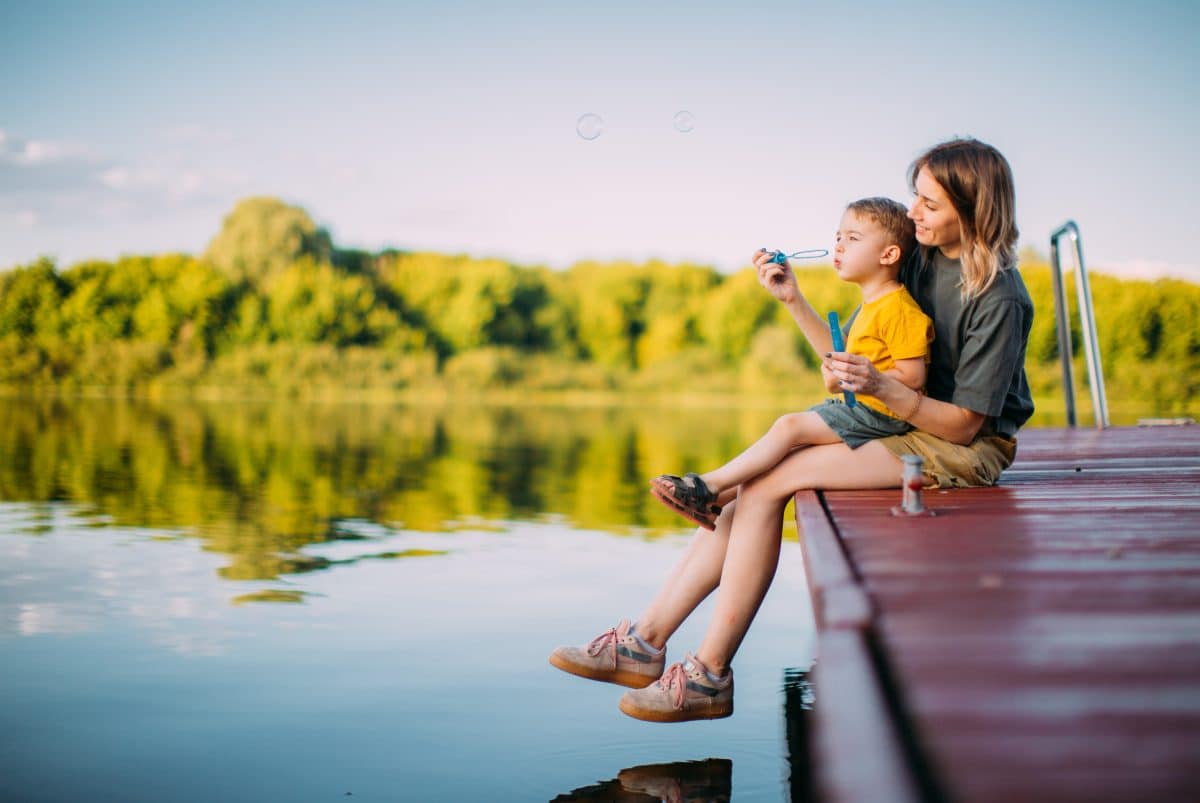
[0,398,795,582]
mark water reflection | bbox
[0,398,794,586]
[552,757,732,802]
[0,398,818,801]
[783,667,818,802]
[544,669,814,802]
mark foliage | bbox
[203,196,333,283]
[2,196,1198,415]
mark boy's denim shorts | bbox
[810,397,913,450]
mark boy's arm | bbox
[883,357,926,391]
[783,295,837,357]
[753,249,839,357]
[824,356,923,394]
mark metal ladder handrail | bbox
[1049,221,1109,428]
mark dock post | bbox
[891,455,929,516]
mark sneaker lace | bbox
[658,662,688,710]
[585,626,619,664]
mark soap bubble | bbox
[576,113,604,141]
[672,110,695,133]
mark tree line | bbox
[2,197,1197,412]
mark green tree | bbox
[377,253,551,356]
[204,197,333,284]
[636,261,720,369]
[699,267,775,362]
[262,258,380,346]
[0,257,67,339]
[565,261,650,369]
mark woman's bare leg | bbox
[696,440,903,674]
[701,412,840,495]
[632,500,737,650]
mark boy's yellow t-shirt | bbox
[845,285,933,418]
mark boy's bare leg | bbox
[700,411,839,496]
[696,441,902,675]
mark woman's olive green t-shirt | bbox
[901,249,1035,437]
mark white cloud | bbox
[97,166,134,189]
[0,127,249,252]
[98,164,246,199]
[0,129,94,166]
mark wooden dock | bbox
[795,425,1200,802]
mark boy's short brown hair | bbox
[846,197,916,268]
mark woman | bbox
[549,138,1035,723]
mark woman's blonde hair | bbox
[908,138,1018,300]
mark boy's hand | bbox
[819,360,842,394]
[753,249,800,303]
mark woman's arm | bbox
[827,353,985,444]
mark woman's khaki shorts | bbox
[877,430,1017,488]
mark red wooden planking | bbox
[795,489,874,630]
[799,426,1200,803]
[1000,424,1200,463]
[811,629,923,803]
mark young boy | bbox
[651,197,933,530]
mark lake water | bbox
[0,399,821,802]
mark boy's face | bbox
[834,209,899,284]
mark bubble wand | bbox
[827,310,857,408]
[762,248,828,265]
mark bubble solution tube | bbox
[827,311,856,408]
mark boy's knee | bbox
[772,412,804,438]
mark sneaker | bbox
[549,619,666,689]
[618,757,732,802]
[618,653,733,723]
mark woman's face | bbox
[909,167,962,258]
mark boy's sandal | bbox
[650,473,721,531]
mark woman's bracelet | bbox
[897,389,923,421]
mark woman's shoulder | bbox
[980,264,1034,310]
[963,265,1034,333]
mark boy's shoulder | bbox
[887,284,933,322]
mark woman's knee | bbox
[740,462,802,504]
[740,441,850,501]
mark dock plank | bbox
[798,426,1200,802]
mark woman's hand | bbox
[753,249,800,304]
[825,351,885,396]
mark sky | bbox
[2,0,1199,280]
